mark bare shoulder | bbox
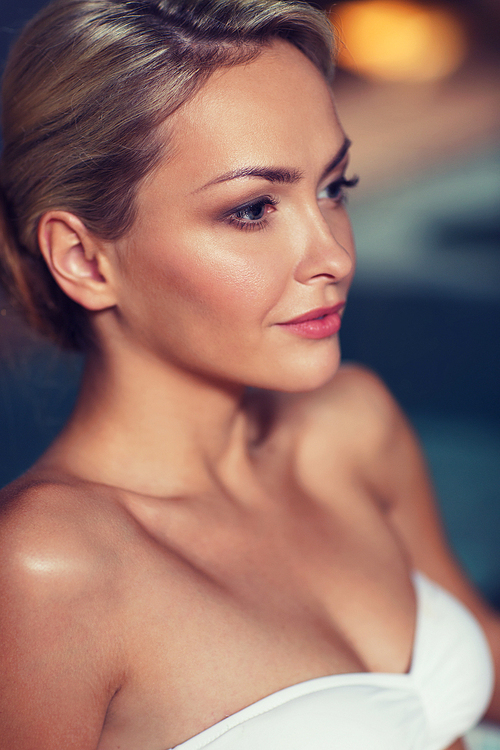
[275,363,407,466]
[320,362,402,429]
[266,362,432,519]
[0,473,128,748]
[0,470,137,641]
[0,472,127,594]
[0,469,131,652]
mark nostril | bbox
[310,271,337,280]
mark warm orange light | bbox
[331,1,467,82]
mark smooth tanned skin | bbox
[0,43,498,750]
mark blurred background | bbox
[0,0,499,603]
[327,0,500,607]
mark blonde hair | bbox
[0,0,335,349]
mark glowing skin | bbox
[5,42,499,750]
[111,41,356,393]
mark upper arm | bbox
[0,489,124,749]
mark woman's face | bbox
[112,41,356,392]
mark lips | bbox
[277,302,346,340]
[280,303,345,325]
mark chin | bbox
[253,341,342,393]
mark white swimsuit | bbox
[172,573,494,750]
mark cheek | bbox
[140,234,286,320]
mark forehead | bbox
[154,41,343,190]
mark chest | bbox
[108,475,417,748]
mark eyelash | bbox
[224,174,359,232]
[225,196,280,232]
[319,175,359,204]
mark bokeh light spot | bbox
[331,1,467,82]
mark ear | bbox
[38,211,118,311]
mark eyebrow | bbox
[195,136,351,193]
[318,137,351,184]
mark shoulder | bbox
[276,363,405,458]
[0,472,132,651]
[0,473,125,591]
[0,475,129,746]
[268,364,421,505]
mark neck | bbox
[41,337,254,497]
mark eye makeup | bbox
[224,195,280,231]
[317,174,359,205]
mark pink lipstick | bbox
[278,302,345,339]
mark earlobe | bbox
[38,211,117,311]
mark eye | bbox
[235,201,268,222]
[318,175,359,204]
[225,196,279,231]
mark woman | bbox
[0,1,498,748]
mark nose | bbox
[293,207,355,286]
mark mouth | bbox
[281,303,346,325]
[277,302,346,340]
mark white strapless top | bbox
[172,573,494,750]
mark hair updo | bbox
[0,0,335,350]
